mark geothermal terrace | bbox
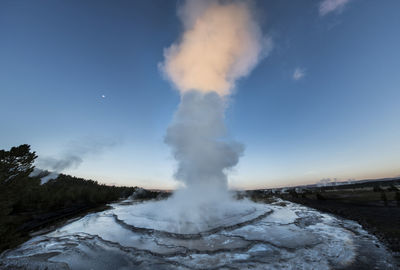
[1,198,396,269]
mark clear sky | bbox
[1,0,399,189]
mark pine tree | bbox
[0,144,37,183]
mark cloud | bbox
[293,67,306,80]
[319,0,351,16]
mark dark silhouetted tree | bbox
[0,144,37,183]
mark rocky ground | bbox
[243,181,400,266]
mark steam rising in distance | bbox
[35,139,118,183]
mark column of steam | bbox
[161,0,270,206]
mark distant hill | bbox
[251,177,400,194]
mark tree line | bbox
[0,144,158,252]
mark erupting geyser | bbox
[111,0,272,232]
[159,0,271,222]
[164,91,244,223]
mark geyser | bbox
[160,0,270,218]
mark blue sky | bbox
[1,0,399,189]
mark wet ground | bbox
[281,193,400,254]
[0,199,397,269]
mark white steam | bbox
[157,0,269,228]
[161,0,271,96]
[35,138,118,183]
[165,91,244,202]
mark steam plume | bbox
[35,138,118,183]
[165,91,244,200]
[161,0,271,96]
[161,0,269,207]
[38,155,83,172]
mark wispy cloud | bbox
[319,0,351,16]
[293,67,306,80]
